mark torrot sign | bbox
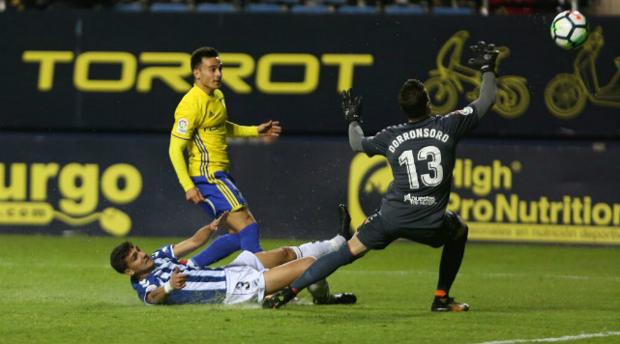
[1,12,619,137]
[22,51,373,94]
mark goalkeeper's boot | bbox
[338,204,353,241]
[262,286,297,309]
[431,296,470,312]
[313,293,357,305]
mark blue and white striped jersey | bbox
[131,245,227,305]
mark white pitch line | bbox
[474,331,620,344]
[338,270,620,281]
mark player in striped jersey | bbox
[110,211,357,306]
[168,46,282,268]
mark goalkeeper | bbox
[169,47,281,268]
[264,41,500,312]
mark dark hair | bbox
[110,241,134,274]
[191,46,219,71]
[398,79,431,119]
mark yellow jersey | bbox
[170,85,258,191]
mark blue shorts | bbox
[192,172,248,218]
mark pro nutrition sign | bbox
[348,141,620,245]
[0,134,618,244]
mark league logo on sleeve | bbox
[177,118,188,135]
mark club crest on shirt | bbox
[458,106,473,116]
[177,118,188,134]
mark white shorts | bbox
[223,251,267,305]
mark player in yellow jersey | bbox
[169,47,282,267]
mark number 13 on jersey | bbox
[398,145,443,190]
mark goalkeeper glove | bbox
[468,41,500,74]
[341,89,363,124]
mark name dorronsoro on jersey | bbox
[388,128,450,154]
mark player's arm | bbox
[169,136,205,204]
[172,212,228,258]
[470,72,497,119]
[341,89,366,152]
[348,122,365,152]
[145,268,187,304]
[169,135,194,192]
[226,121,259,137]
[226,120,283,138]
[170,100,205,204]
[467,41,499,119]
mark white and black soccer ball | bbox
[550,10,589,50]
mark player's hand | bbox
[206,211,229,232]
[467,41,500,74]
[341,89,363,124]
[185,187,205,204]
[170,267,187,290]
[258,120,282,137]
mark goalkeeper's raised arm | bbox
[341,89,366,153]
[467,41,499,120]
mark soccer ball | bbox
[550,10,589,50]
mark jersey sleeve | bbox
[169,136,194,192]
[171,97,198,140]
[132,275,161,304]
[440,104,480,139]
[361,128,393,157]
[154,245,177,260]
[226,121,259,137]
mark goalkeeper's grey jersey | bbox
[361,103,480,229]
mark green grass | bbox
[1,234,619,344]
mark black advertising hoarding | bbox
[0,133,618,245]
[0,133,353,239]
[0,12,619,137]
[348,141,620,245]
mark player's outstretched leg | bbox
[296,206,357,306]
[263,241,359,309]
[338,204,354,241]
[263,205,363,309]
[306,204,357,306]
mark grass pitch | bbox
[1,234,618,344]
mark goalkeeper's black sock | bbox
[290,243,356,291]
[436,227,468,293]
